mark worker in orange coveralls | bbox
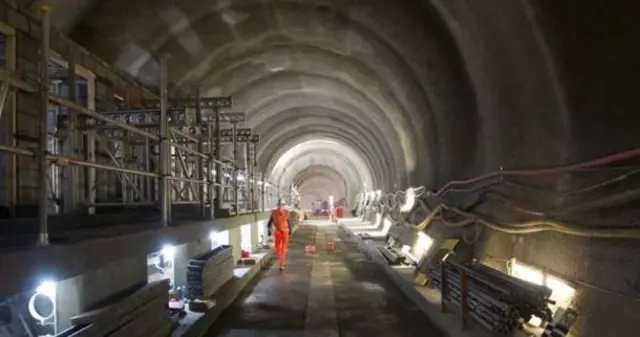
[268,199,292,271]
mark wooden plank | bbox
[69,296,167,337]
[106,306,168,337]
[132,306,173,337]
[145,318,173,337]
[71,279,169,326]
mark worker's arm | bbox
[267,214,273,236]
[288,219,292,234]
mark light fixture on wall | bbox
[412,232,434,260]
[210,231,230,248]
[509,258,576,312]
[400,187,416,212]
[161,244,175,260]
[29,280,57,326]
[36,280,57,299]
[241,224,252,252]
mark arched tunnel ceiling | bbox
[37,0,633,207]
[61,0,448,203]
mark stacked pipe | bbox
[60,280,171,337]
[187,245,234,299]
[427,261,553,335]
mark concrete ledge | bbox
[174,250,275,337]
[338,223,495,337]
[0,212,270,298]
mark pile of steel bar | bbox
[427,261,553,335]
[187,245,234,299]
[62,280,171,337]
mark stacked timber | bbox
[186,245,234,299]
[427,261,554,335]
[59,280,170,337]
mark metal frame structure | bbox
[0,6,280,246]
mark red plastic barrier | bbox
[336,207,344,218]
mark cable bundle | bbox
[427,261,553,335]
[360,149,640,240]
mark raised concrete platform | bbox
[0,211,270,298]
[339,219,537,337]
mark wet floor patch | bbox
[204,224,444,337]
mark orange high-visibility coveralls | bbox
[269,208,291,267]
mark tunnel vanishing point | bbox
[0,1,638,337]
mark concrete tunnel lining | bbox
[1,0,637,336]
[69,0,439,189]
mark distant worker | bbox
[268,199,292,271]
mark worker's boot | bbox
[279,264,285,271]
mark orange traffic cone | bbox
[305,242,317,254]
[327,239,335,252]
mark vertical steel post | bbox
[121,136,129,203]
[261,173,266,212]
[37,6,52,246]
[246,142,253,212]
[3,25,17,214]
[232,123,238,214]
[85,130,96,214]
[207,123,215,219]
[214,108,222,212]
[195,89,206,218]
[66,58,78,213]
[144,137,151,201]
[159,55,170,226]
[252,142,257,211]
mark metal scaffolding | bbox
[0,6,280,245]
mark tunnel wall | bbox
[427,2,640,336]
[478,230,640,337]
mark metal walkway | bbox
[205,222,443,337]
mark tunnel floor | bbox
[205,221,444,337]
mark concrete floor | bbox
[205,222,444,337]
